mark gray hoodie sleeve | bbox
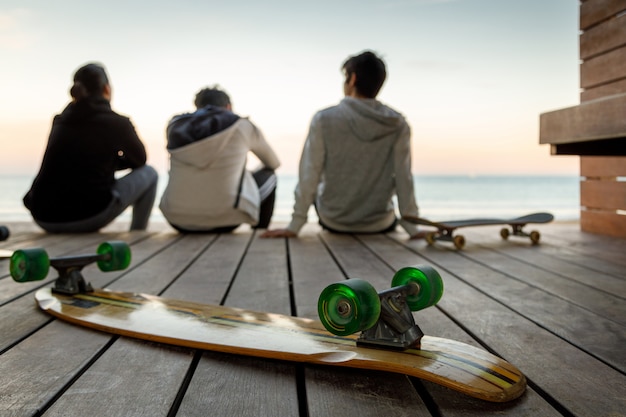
[393,122,420,236]
[287,113,326,233]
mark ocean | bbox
[1,174,580,224]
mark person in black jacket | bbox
[23,63,158,232]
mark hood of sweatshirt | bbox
[166,106,240,169]
[338,96,405,142]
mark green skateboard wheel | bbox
[10,248,50,282]
[318,279,381,336]
[391,265,444,311]
[97,241,131,272]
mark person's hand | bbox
[260,229,297,238]
[409,230,430,240]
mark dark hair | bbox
[70,63,110,101]
[194,85,231,109]
[342,51,387,98]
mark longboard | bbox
[11,242,526,402]
[403,212,554,249]
[35,287,526,402]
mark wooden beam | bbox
[540,93,626,145]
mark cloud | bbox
[0,9,33,50]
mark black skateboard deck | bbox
[403,212,554,249]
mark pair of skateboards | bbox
[7,242,526,403]
[404,212,554,249]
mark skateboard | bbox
[403,212,554,249]
[9,241,131,293]
[11,243,526,403]
[0,225,9,241]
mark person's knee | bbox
[141,165,159,185]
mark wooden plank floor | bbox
[0,220,624,417]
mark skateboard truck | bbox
[50,254,96,295]
[319,265,442,351]
[10,241,131,295]
[357,283,424,350]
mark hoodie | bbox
[24,97,147,222]
[159,107,280,230]
[288,97,419,235]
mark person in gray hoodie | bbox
[160,86,280,233]
[262,50,424,239]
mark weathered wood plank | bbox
[581,45,626,88]
[466,231,626,298]
[162,232,248,304]
[580,0,626,30]
[581,180,626,209]
[225,231,291,313]
[0,321,112,417]
[580,12,626,59]
[539,224,626,274]
[581,78,626,101]
[581,155,626,177]
[177,352,300,417]
[446,243,626,328]
[43,339,193,417]
[581,209,626,236]
[539,93,626,144]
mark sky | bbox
[0,0,581,176]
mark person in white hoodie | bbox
[262,50,425,239]
[159,86,280,233]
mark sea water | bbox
[0,174,580,224]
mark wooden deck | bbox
[1,220,624,417]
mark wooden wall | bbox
[540,0,626,238]
[579,0,626,237]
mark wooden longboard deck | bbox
[0,249,13,259]
[35,288,526,402]
[404,212,554,230]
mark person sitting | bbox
[262,50,425,239]
[24,62,158,233]
[159,85,280,233]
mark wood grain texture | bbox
[580,12,626,59]
[581,155,626,177]
[581,180,626,209]
[580,0,626,30]
[581,45,626,89]
[539,93,626,144]
[581,209,626,236]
